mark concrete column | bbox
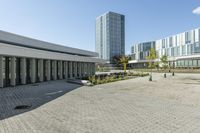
[93,63,96,75]
[0,56,3,88]
[90,63,92,75]
[58,61,60,79]
[65,61,68,79]
[76,62,78,78]
[53,60,57,80]
[39,59,44,82]
[80,63,82,77]
[11,57,16,86]
[31,58,36,83]
[89,63,92,75]
[89,63,92,76]
[63,61,65,79]
[83,63,86,77]
[77,62,79,77]
[81,63,84,77]
[79,62,82,78]
[47,60,51,81]
[74,62,77,78]
[91,63,94,75]
[69,61,73,79]
[21,58,26,84]
[86,63,89,76]
[86,63,90,76]
[88,63,91,76]
[59,61,63,79]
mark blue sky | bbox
[0,0,200,54]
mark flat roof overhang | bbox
[128,59,159,64]
[0,30,98,57]
[0,42,106,64]
[175,54,200,60]
[129,54,200,64]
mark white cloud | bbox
[193,6,200,15]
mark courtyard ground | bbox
[1,73,200,133]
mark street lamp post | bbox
[172,58,175,76]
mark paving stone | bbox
[1,73,200,132]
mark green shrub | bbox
[89,75,96,85]
[100,78,106,84]
[124,76,129,80]
[128,72,133,76]
[127,72,149,77]
[82,76,89,80]
[96,78,101,84]
[88,72,149,86]
[105,76,110,83]
[118,75,122,80]
[110,75,115,82]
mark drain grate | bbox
[14,105,32,110]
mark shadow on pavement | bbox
[0,80,82,120]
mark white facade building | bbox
[0,30,104,88]
[129,28,200,68]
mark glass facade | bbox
[95,12,125,63]
[156,29,200,57]
[131,41,155,60]
[130,28,200,68]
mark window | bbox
[194,42,200,54]
[187,45,191,55]
[169,37,173,47]
[177,47,180,56]
[182,45,186,55]
[171,48,174,56]
[189,60,193,67]
[185,32,191,44]
[193,60,197,67]
[162,39,165,48]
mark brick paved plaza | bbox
[1,73,200,133]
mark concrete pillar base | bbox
[11,57,16,86]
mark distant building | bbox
[95,11,125,63]
[130,41,155,68]
[131,41,155,60]
[129,28,200,68]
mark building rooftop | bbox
[0,30,98,57]
[96,11,124,19]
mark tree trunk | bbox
[149,68,153,81]
[124,63,126,74]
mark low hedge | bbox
[87,72,149,85]
[127,72,149,77]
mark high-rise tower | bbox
[95,12,125,63]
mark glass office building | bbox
[130,41,155,68]
[95,12,125,63]
[129,28,200,68]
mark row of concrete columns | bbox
[0,56,95,88]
